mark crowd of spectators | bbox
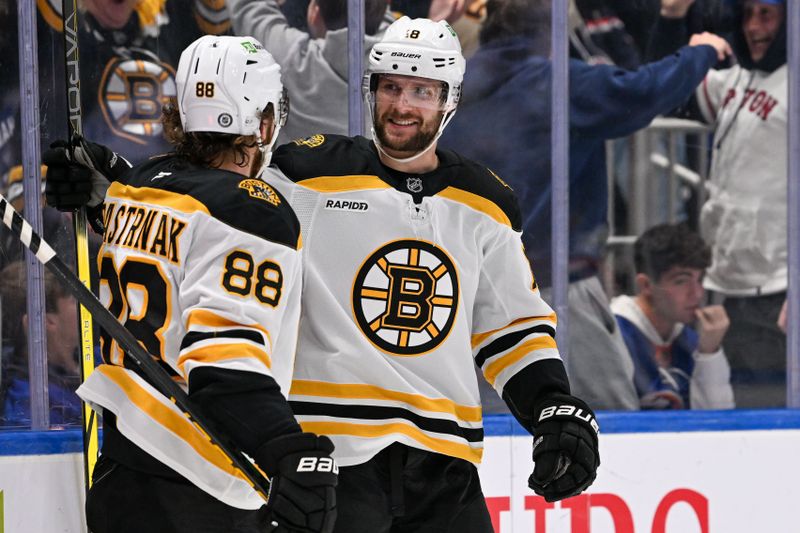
[0,0,792,427]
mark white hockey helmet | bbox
[175,35,288,141]
[363,16,466,112]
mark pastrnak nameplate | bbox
[324,199,369,212]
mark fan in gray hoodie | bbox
[228,0,392,144]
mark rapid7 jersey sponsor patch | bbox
[324,198,369,212]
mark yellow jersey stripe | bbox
[471,313,558,349]
[483,336,558,385]
[107,183,212,216]
[437,187,512,228]
[178,343,272,375]
[296,175,391,193]
[98,365,247,480]
[299,421,483,464]
[290,380,482,423]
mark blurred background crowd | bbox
[0,0,791,427]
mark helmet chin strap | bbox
[253,121,283,179]
[367,98,457,166]
[256,121,282,168]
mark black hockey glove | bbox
[255,432,338,533]
[42,135,130,233]
[528,393,600,502]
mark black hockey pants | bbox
[333,443,494,533]
[85,455,270,533]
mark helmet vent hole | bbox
[392,64,398,70]
[246,59,258,65]
[439,33,444,38]
[216,58,222,75]
[411,66,417,72]
[193,57,200,74]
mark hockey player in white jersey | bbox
[42,36,337,533]
[43,19,600,533]
[265,17,600,532]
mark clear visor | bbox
[372,74,448,111]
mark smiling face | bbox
[742,1,785,62]
[373,74,446,159]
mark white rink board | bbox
[1,429,799,533]
[0,453,85,533]
[479,429,800,533]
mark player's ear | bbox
[635,273,652,295]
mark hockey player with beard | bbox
[264,17,599,531]
[43,18,601,532]
[43,36,337,533]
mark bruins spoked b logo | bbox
[353,240,459,356]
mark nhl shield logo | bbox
[406,177,423,193]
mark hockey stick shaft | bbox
[0,195,272,501]
[61,0,99,493]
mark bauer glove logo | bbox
[297,456,339,474]
[538,405,600,434]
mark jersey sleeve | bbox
[471,221,561,396]
[178,214,300,385]
[177,211,304,449]
[694,67,731,125]
[227,0,310,66]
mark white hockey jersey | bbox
[269,135,562,467]
[77,155,303,509]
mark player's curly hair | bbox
[161,99,274,169]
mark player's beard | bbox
[375,109,444,154]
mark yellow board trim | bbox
[98,365,247,480]
[437,187,512,227]
[299,421,483,464]
[471,313,557,349]
[291,380,482,422]
[178,343,272,375]
[107,183,212,216]
[297,175,391,193]
[483,336,558,385]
